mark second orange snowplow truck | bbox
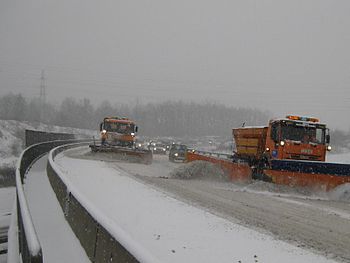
[99,117,138,147]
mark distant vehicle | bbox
[169,144,188,162]
[152,143,167,155]
[135,140,144,149]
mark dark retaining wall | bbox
[25,130,76,148]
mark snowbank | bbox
[328,183,350,202]
[170,160,228,181]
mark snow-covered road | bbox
[51,146,350,262]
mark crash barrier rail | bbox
[14,139,86,263]
[187,150,252,183]
[188,149,234,160]
[47,143,159,263]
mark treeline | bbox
[0,93,269,137]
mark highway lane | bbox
[113,155,350,263]
[64,146,350,262]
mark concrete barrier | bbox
[48,144,159,263]
[13,139,84,263]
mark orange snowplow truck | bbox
[99,117,138,147]
[187,115,350,191]
[90,116,153,164]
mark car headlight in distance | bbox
[154,148,157,151]
[163,148,166,151]
[131,133,135,136]
[327,145,332,151]
[280,141,285,146]
[138,143,142,147]
[174,153,179,157]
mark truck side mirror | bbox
[271,124,279,142]
[326,134,330,144]
[271,133,278,142]
[99,122,103,131]
[135,126,138,133]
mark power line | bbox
[40,69,46,103]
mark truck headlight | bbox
[327,145,332,151]
[102,130,107,134]
[174,153,179,157]
[280,141,285,146]
[131,133,135,136]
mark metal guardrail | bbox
[48,143,160,263]
[189,149,252,164]
[14,139,86,263]
[189,149,234,161]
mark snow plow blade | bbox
[89,144,153,164]
[264,159,350,191]
[186,151,252,183]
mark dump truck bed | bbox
[233,127,268,160]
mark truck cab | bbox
[265,115,331,162]
[233,115,331,165]
[100,117,138,147]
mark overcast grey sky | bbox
[1,0,349,130]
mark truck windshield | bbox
[281,123,325,144]
[104,122,134,134]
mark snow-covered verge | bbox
[0,119,96,168]
[0,187,15,263]
[0,187,15,228]
[53,149,338,263]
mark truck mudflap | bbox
[89,144,153,164]
[186,151,252,183]
[263,159,350,191]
